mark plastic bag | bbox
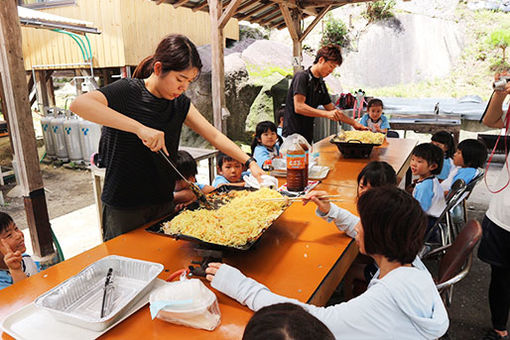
[279,133,310,156]
[244,174,279,190]
[149,279,221,331]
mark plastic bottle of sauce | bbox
[287,144,306,192]
[300,142,309,190]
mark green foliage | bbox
[320,15,349,48]
[239,24,270,41]
[363,0,396,23]
[488,29,510,62]
[246,65,293,78]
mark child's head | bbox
[454,139,487,168]
[356,186,427,264]
[0,212,25,257]
[410,143,444,177]
[175,150,197,191]
[431,131,456,159]
[251,121,279,154]
[357,161,397,196]
[366,98,384,121]
[276,106,285,127]
[216,152,243,183]
[242,303,335,340]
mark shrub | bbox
[320,15,349,48]
[488,29,510,63]
[364,0,396,23]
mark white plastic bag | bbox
[243,174,278,189]
[149,279,221,331]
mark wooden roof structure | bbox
[153,0,376,132]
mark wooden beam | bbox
[279,4,298,40]
[208,0,225,133]
[173,0,190,8]
[299,5,331,42]
[238,2,273,21]
[34,70,50,112]
[236,0,259,13]
[302,0,371,6]
[251,6,279,23]
[0,0,54,259]
[192,0,209,11]
[258,11,282,25]
[218,0,242,29]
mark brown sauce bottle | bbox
[287,144,306,192]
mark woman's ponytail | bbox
[133,55,154,79]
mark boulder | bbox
[182,48,262,147]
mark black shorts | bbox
[478,215,510,268]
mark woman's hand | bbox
[303,190,331,214]
[136,125,169,155]
[353,121,369,131]
[0,239,22,271]
[249,162,265,183]
[205,262,223,282]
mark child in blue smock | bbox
[441,139,488,192]
[431,131,456,182]
[213,152,250,188]
[173,150,215,211]
[360,98,390,133]
[251,121,283,169]
[408,143,446,228]
[0,212,39,290]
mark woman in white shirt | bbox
[205,187,449,339]
[479,72,510,340]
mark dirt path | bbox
[0,164,94,231]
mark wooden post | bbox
[280,4,304,74]
[35,70,50,112]
[45,71,55,107]
[0,0,55,259]
[208,0,225,133]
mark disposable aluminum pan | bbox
[34,255,163,331]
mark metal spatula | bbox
[158,150,214,209]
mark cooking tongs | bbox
[158,150,214,209]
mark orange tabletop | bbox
[0,137,417,340]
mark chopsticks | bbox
[100,268,114,318]
[261,195,347,203]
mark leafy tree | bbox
[320,15,349,48]
[488,29,510,63]
[364,0,396,23]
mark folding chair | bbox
[423,220,482,307]
[419,179,466,258]
[449,170,485,236]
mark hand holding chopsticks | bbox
[262,191,348,215]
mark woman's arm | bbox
[70,91,169,154]
[482,73,510,128]
[184,104,264,180]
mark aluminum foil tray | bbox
[34,255,164,331]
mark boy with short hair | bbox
[174,150,215,209]
[213,152,249,188]
[408,143,446,224]
[0,212,39,290]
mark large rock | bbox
[339,13,465,87]
[181,49,262,147]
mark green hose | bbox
[50,227,65,262]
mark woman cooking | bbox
[70,34,263,241]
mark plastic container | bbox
[149,279,221,331]
[63,113,83,162]
[50,110,69,162]
[286,144,306,192]
[34,255,163,331]
[41,107,56,159]
[78,119,101,165]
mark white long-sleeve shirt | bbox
[211,204,449,339]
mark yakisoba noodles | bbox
[335,131,385,144]
[162,188,288,247]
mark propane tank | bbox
[41,107,56,159]
[79,119,101,165]
[50,108,69,162]
[63,111,83,162]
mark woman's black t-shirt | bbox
[97,78,190,208]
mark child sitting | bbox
[276,106,285,138]
[441,139,488,192]
[205,187,449,339]
[212,152,249,188]
[360,98,390,133]
[174,150,215,210]
[431,131,456,182]
[304,161,397,299]
[0,212,39,290]
[251,121,283,169]
[408,143,446,226]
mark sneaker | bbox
[483,330,509,340]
